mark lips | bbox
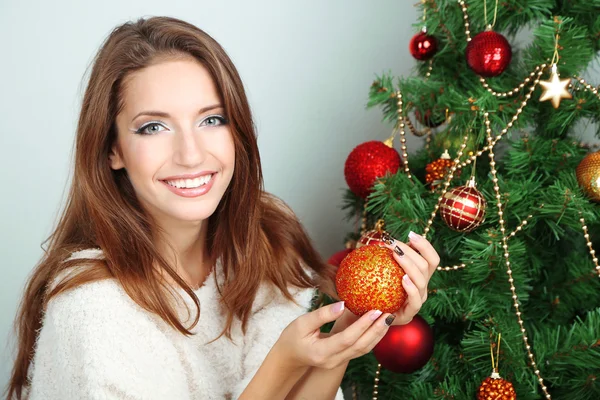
[160,171,217,198]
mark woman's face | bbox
[111,58,235,225]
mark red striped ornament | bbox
[440,178,486,232]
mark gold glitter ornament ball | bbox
[335,245,407,316]
[477,375,516,400]
[576,151,600,201]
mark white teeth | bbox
[166,174,212,189]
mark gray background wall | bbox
[1,0,597,391]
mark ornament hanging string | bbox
[490,333,502,372]
[483,0,499,30]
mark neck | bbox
[155,217,211,290]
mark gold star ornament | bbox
[539,64,572,108]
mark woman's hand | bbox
[380,230,440,325]
[274,301,394,370]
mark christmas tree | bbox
[332,1,600,399]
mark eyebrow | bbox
[131,104,223,123]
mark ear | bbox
[109,143,125,170]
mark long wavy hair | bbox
[6,16,336,399]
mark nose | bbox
[173,129,206,168]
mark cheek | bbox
[120,136,168,181]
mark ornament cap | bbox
[467,176,477,188]
[485,24,493,31]
[441,149,451,160]
[490,369,502,379]
[383,138,394,148]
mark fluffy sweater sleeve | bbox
[230,284,344,400]
[28,279,193,400]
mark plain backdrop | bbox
[0,0,597,390]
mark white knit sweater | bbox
[26,249,344,400]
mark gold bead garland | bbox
[405,115,431,137]
[484,112,552,399]
[580,217,600,279]
[438,263,467,271]
[423,135,470,238]
[480,65,544,98]
[371,364,382,400]
[573,75,600,102]
[457,0,472,41]
[394,91,412,179]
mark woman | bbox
[6,16,439,400]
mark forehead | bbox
[120,58,220,114]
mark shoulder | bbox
[45,248,151,330]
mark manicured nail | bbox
[384,314,396,326]
[370,310,383,321]
[382,233,395,245]
[332,301,345,313]
[394,245,404,256]
[408,231,422,242]
[403,274,414,286]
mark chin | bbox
[167,206,220,224]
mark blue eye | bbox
[135,121,167,135]
[201,115,227,127]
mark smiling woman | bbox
[5,16,439,400]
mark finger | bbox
[298,301,346,335]
[319,309,383,354]
[333,312,393,364]
[407,231,441,277]
[382,236,429,277]
[394,275,423,325]
[382,242,427,299]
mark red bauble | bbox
[327,248,353,267]
[409,31,438,61]
[336,245,407,316]
[344,141,402,199]
[415,108,446,128]
[440,180,486,232]
[465,31,512,77]
[373,315,434,373]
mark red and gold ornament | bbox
[344,140,402,199]
[440,177,486,232]
[409,30,438,61]
[465,30,512,77]
[576,151,600,202]
[356,219,388,249]
[425,149,458,187]
[373,315,434,373]
[477,371,516,400]
[336,245,407,316]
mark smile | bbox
[165,174,213,188]
[160,173,216,198]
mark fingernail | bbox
[403,274,414,286]
[408,231,422,242]
[382,233,395,246]
[384,314,396,326]
[332,301,345,313]
[394,245,404,257]
[370,310,383,321]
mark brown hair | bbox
[6,16,335,399]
